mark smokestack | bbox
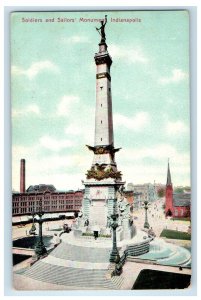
[20,159,26,193]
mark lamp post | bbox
[142,199,150,229]
[109,200,120,263]
[35,199,47,257]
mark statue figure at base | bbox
[117,187,131,223]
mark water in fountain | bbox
[137,238,191,267]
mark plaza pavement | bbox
[12,219,74,240]
[133,198,190,238]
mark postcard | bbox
[11,10,191,291]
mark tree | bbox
[174,187,184,193]
[157,187,165,198]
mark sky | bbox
[11,10,190,191]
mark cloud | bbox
[57,95,80,116]
[11,60,59,79]
[61,35,90,44]
[12,145,38,159]
[28,173,84,191]
[109,44,148,64]
[33,155,75,171]
[114,112,150,131]
[39,135,73,152]
[117,143,190,186]
[64,116,94,145]
[120,163,190,187]
[159,69,188,84]
[65,124,83,136]
[12,143,90,191]
[121,143,190,163]
[166,120,189,135]
[12,104,41,117]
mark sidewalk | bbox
[12,219,74,240]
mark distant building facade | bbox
[12,159,83,216]
[165,162,190,218]
[133,183,157,203]
[133,192,143,210]
[12,185,83,216]
[126,183,152,210]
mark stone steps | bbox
[125,240,150,257]
[23,260,123,289]
[111,274,124,289]
[14,267,29,275]
[50,241,111,263]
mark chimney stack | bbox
[20,159,26,193]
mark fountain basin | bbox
[136,238,191,267]
[13,235,54,250]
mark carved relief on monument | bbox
[86,144,121,157]
[86,165,122,181]
[90,186,108,199]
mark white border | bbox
[1,0,199,299]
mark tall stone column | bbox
[94,42,113,147]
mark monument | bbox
[74,15,135,241]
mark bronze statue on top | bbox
[96,15,107,43]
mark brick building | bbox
[12,185,83,216]
[165,161,191,218]
[12,159,83,217]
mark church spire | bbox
[166,159,172,186]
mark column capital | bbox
[94,52,112,67]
